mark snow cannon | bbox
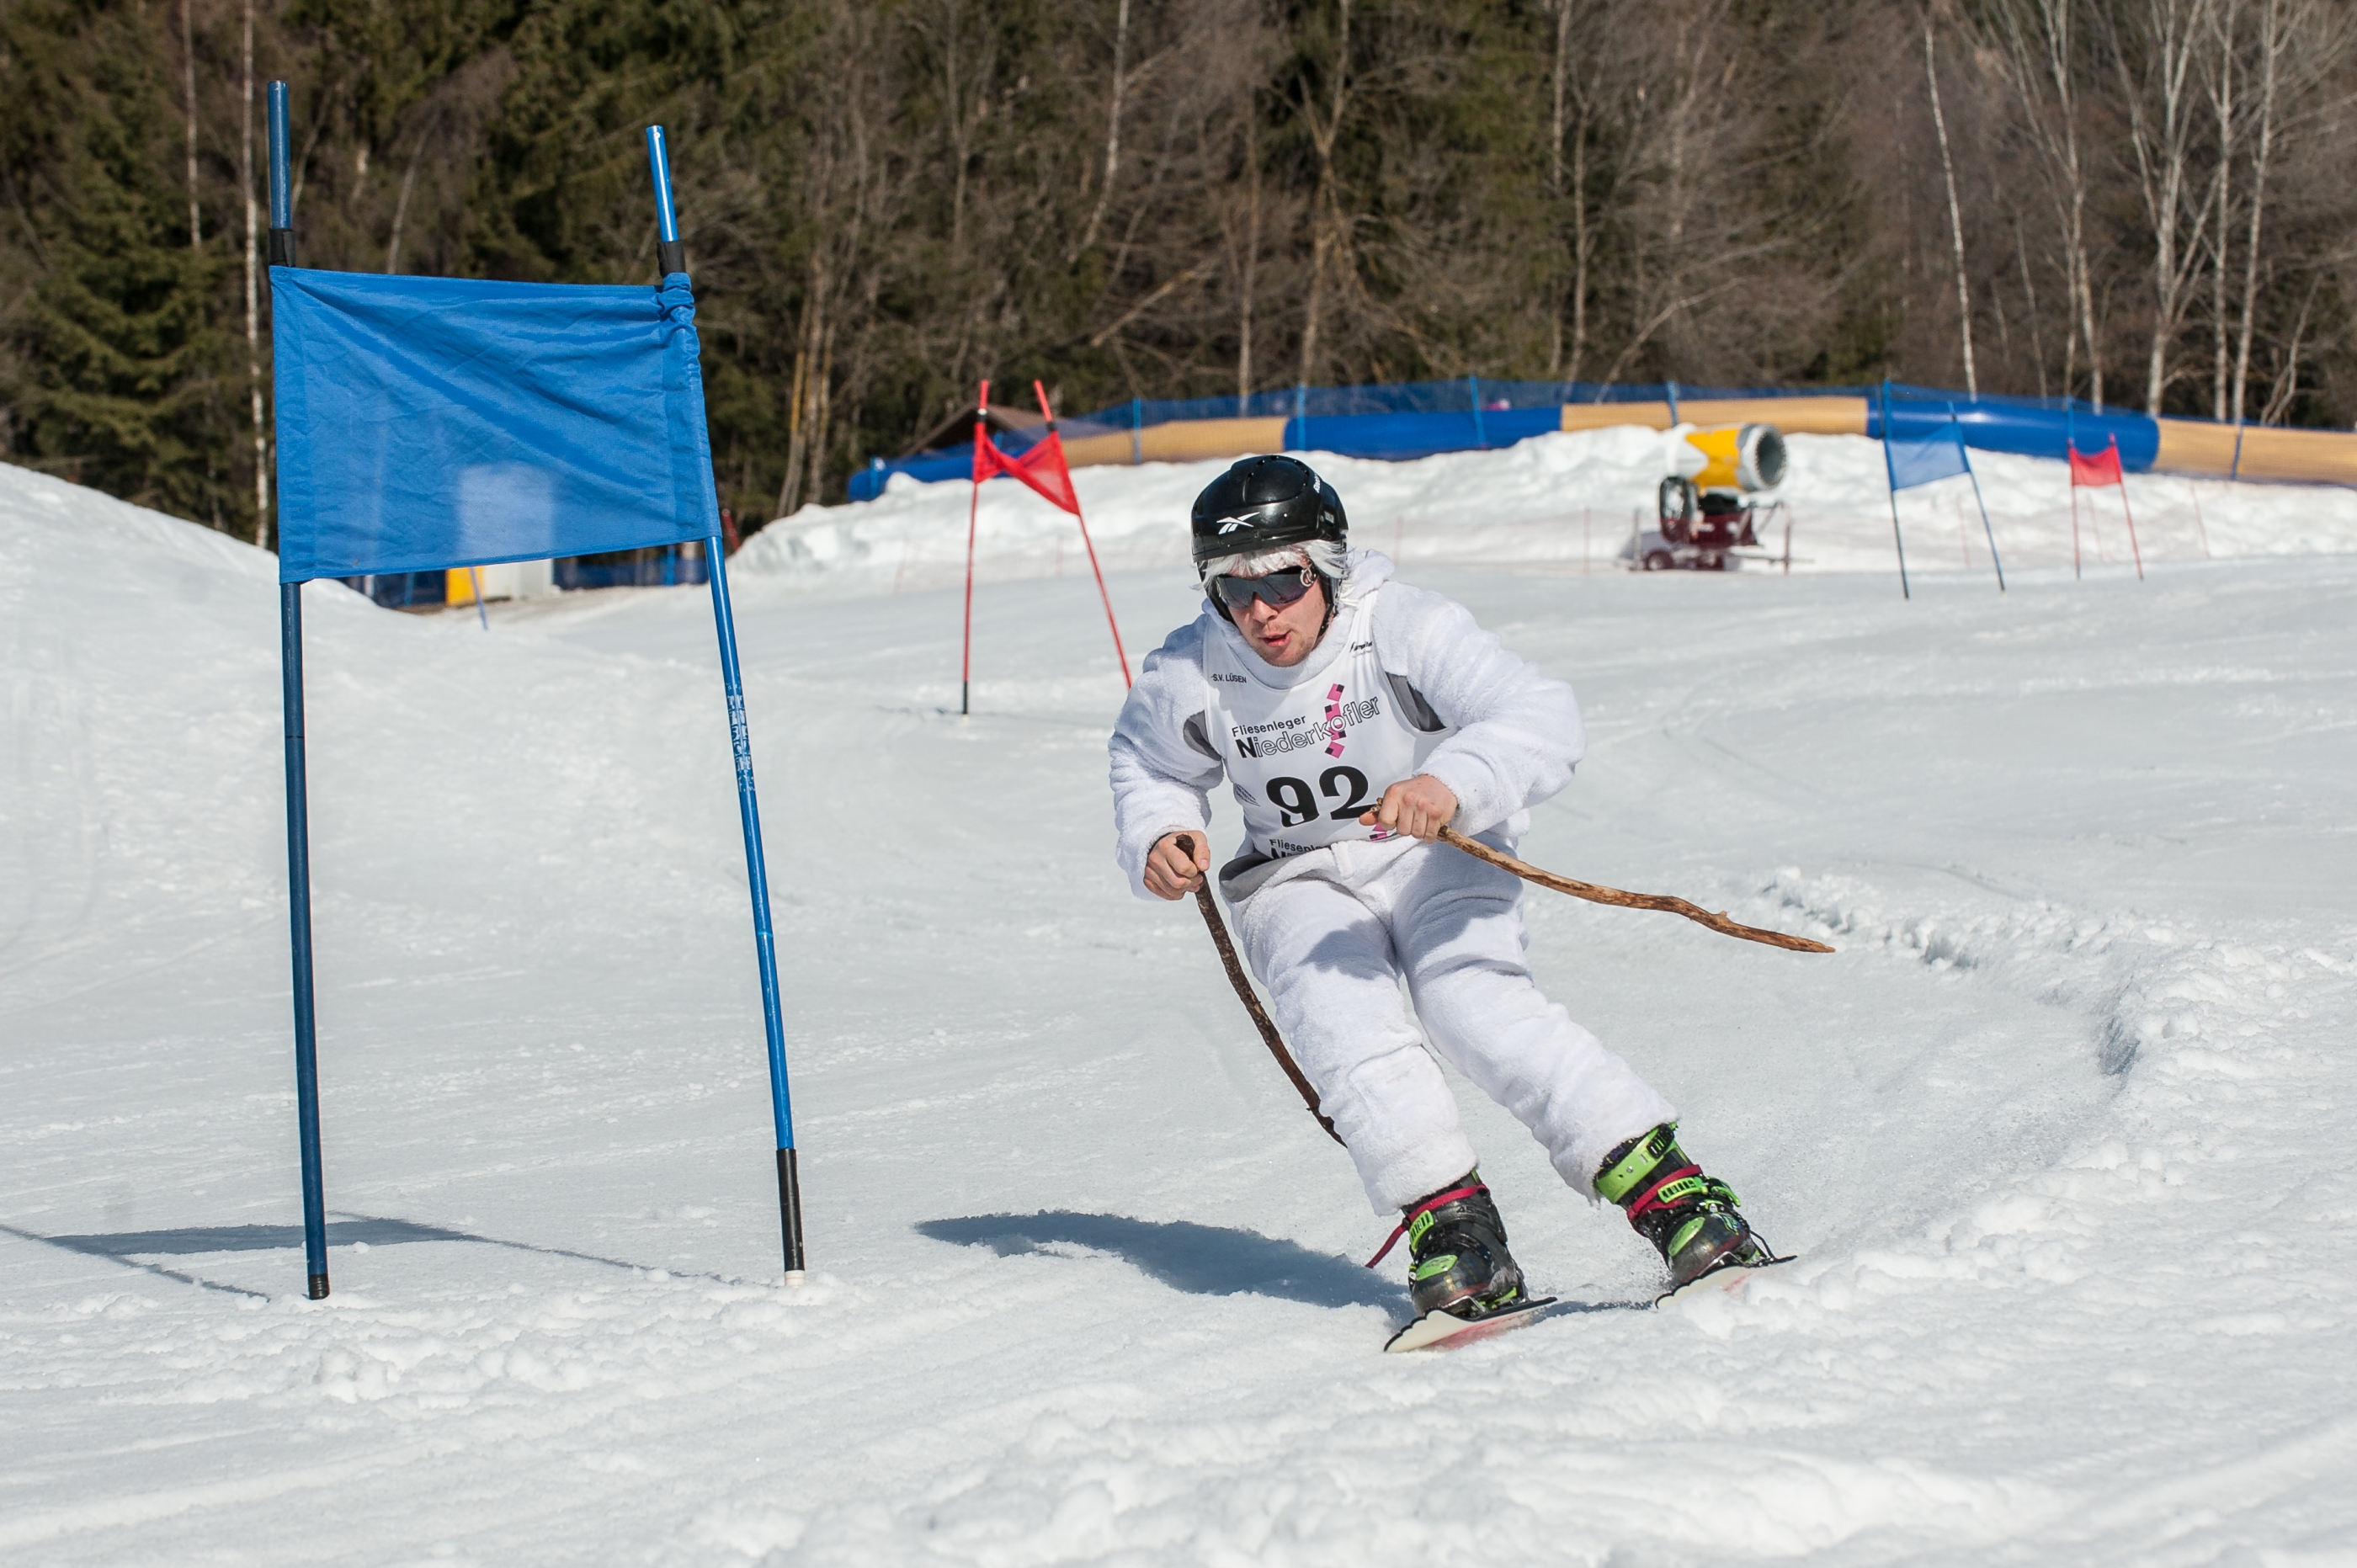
[1668,423,1786,494]
[1641,423,1790,572]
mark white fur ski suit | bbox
[1109,550,1675,1213]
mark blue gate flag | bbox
[271,268,720,582]
[1882,404,1972,491]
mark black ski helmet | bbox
[1189,455,1347,571]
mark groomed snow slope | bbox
[5,454,2357,1566]
[742,426,2357,595]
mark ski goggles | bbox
[1208,566,1317,613]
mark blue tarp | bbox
[1881,405,1973,491]
[272,268,720,582]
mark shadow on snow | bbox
[918,1210,1412,1312]
[39,1217,480,1256]
[3,1215,735,1300]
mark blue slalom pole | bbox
[645,125,804,1284]
[267,83,291,231]
[1950,403,2006,593]
[268,81,328,1299]
[1879,380,1912,601]
[646,125,687,280]
[281,582,327,1299]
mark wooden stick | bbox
[1438,827,1834,954]
[1174,836,1343,1145]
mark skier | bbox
[1108,454,1769,1326]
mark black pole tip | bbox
[307,1273,330,1300]
[775,1146,806,1279]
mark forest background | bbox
[3,0,2353,547]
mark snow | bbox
[6,442,2357,1565]
[745,427,2357,593]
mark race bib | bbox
[1204,587,1445,859]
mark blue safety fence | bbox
[847,377,2169,501]
[1867,385,2157,470]
[556,545,710,590]
[854,377,1696,497]
[343,571,448,609]
[337,546,708,609]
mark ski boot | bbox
[1377,1173,1527,1320]
[1595,1124,1769,1289]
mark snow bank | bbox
[7,456,2357,1565]
[741,427,2357,596]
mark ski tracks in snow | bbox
[8,470,2357,1565]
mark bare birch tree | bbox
[241,0,267,546]
[2206,0,2354,423]
[1232,84,1262,401]
[1923,11,1977,394]
[2228,0,2284,424]
[1986,0,2106,407]
[914,0,998,267]
[2205,0,2239,418]
[1290,0,1353,388]
[2110,0,2220,412]
[184,0,202,250]
[1077,0,1131,255]
[1551,0,1618,382]
[383,119,432,275]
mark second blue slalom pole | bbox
[645,124,804,1284]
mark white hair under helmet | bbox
[1196,538,1348,584]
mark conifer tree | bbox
[5,0,231,520]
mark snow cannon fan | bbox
[1650,423,1786,571]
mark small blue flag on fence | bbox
[1882,405,1972,491]
[1876,385,2007,598]
[270,269,720,582]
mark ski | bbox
[1385,1255,1795,1348]
[1654,1253,1796,1308]
[1384,1294,1559,1353]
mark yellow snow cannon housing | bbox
[1669,423,1787,494]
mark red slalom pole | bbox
[1035,380,1131,688]
[2068,459,2083,581]
[1073,498,1131,688]
[2114,439,2145,581]
[962,379,987,717]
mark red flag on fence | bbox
[2068,439,2125,489]
[973,401,1080,515]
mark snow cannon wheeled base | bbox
[1632,423,1787,572]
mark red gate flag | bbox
[2066,435,2144,582]
[959,379,1131,715]
[974,402,1080,515]
[2069,439,2125,489]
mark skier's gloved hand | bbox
[1145,831,1212,901]
[1363,774,1459,842]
